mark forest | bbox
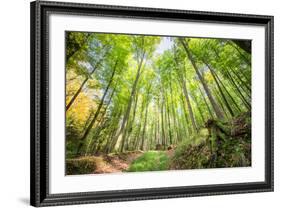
[65,32,252,175]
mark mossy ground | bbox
[127,151,169,172]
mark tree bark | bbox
[179,38,225,119]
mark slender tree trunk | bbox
[181,77,197,133]
[179,38,225,119]
[140,95,150,150]
[76,60,118,155]
[81,110,94,133]
[154,105,158,147]
[170,80,181,141]
[85,88,115,155]
[192,93,205,125]
[225,70,251,110]
[118,52,145,152]
[230,67,251,96]
[214,89,229,119]
[206,63,234,117]
[211,69,241,113]
[198,86,214,120]
[134,97,146,149]
[125,91,139,150]
[149,118,154,150]
[66,50,109,111]
[161,96,166,148]
[165,95,172,145]
[180,94,191,134]
[66,78,88,111]
[107,109,123,153]
[157,97,160,145]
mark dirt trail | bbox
[165,149,175,158]
[93,151,143,174]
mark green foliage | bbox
[127,151,169,172]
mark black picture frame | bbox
[30,0,274,207]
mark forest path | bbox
[92,151,144,174]
[93,149,175,174]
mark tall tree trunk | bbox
[225,70,251,110]
[154,105,158,147]
[211,69,241,113]
[198,86,214,120]
[76,60,118,155]
[156,97,160,145]
[125,89,139,150]
[107,109,123,153]
[165,95,172,145]
[191,93,205,125]
[180,94,191,135]
[118,52,146,152]
[179,38,225,119]
[161,97,166,148]
[134,96,146,149]
[170,79,181,141]
[81,110,94,133]
[85,87,115,155]
[140,94,150,150]
[214,89,229,119]
[181,77,197,133]
[206,63,235,117]
[230,67,251,96]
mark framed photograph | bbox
[30,0,274,207]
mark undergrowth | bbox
[127,151,169,172]
[170,112,251,170]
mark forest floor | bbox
[93,149,175,174]
[66,149,175,175]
